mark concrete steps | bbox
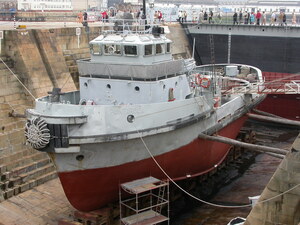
[0,146,57,202]
[63,48,90,89]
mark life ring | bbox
[200,77,211,88]
[86,99,95,105]
[79,99,87,105]
[108,46,115,54]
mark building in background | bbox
[17,0,73,12]
[0,0,17,11]
[72,0,108,11]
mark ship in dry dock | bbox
[24,19,265,212]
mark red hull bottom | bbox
[58,116,247,211]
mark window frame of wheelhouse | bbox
[89,42,171,58]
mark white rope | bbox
[0,57,36,100]
[133,125,300,208]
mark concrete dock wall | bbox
[245,134,300,225]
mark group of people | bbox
[178,11,188,23]
[154,11,163,23]
[176,9,297,26]
[77,9,297,27]
[232,11,266,25]
[184,10,216,24]
[77,11,88,26]
[232,11,297,26]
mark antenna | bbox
[192,37,196,59]
[142,0,146,19]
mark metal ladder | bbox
[155,186,166,213]
[209,34,218,95]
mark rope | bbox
[61,73,72,90]
[0,57,36,100]
[133,125,300,208]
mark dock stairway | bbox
[0,57,57,202]
[63,47,90,89]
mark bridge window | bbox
[144,44,153,56]
[124,45,137,56]
[104,44,121,55]
[90,44,101,55]
[155,43,164,55]
[166,43,171,53]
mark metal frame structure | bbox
[119,176,169,225]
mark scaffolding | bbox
[119,176,169,225]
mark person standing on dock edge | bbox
[77,11,83,23]
[217,11,222,24]
[204,11,208,23]
[178,11,182,23]
[292,12,297,25]
[244,11,249,24]
[262,11,266,25]
[198,11,203,23]
[256,10,261,25]
[183,11,187,23]
[250,12,255,24]
[270,11,276,26]
[283,12,287,26]
[209,11,213,24]
[239,11,243,24]
[278,11,284,26]
[82,12,88,27]
[233,12,238,25]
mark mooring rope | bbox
[134,125,300,208]
[0,57,36,100]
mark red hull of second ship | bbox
[58,116,247,212]
[258,72,300,121]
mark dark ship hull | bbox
[188,31,300,120]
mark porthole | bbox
[135,86,140,92]
[76,155,84,161]
[163,85,166,89]
[84,82,88,88]
[127,115,135,123]
[107,84,111,89]
[175,82,178,86]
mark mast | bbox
[142,0,146,19]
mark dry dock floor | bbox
[0,123,297,225]
[0,154,282,225]
[176,154,281,224]
[0,178,74,225]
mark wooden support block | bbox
[58,219,83,225]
